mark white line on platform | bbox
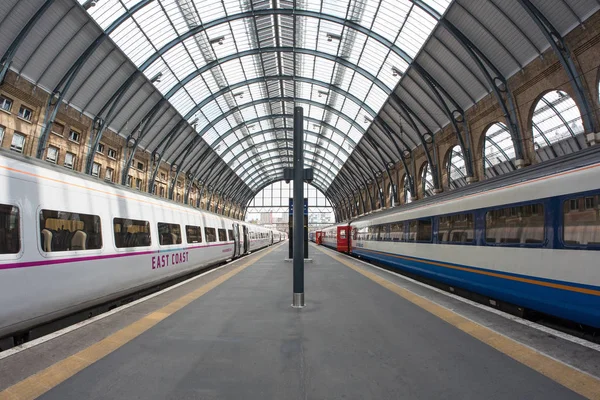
[319,245,600,353]
[0,243,284,360]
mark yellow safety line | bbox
[316,245,600,400]
[0,245,280,400]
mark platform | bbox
[2,243,600,400]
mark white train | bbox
[0,150,285,344]
[318,147,600,329]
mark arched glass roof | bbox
[78,0,452,192]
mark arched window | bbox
[483,122,516,179]
[388,183,396,208]
[421,162,434,197]
[531,90,584,162]
[447,145,467,189]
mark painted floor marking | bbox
[0,244,280,400]
[316,245,600,400]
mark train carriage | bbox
[0,150,284,342]
[325,147,600,328]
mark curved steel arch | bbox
[234,148,340,187]
[205,114,355,160]
[166,74,374,120]
[228,141,344,185]
[137,9,413,71]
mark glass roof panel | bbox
[81,0,451,190]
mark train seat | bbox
[71,230,87,250]
[41,229,52,252]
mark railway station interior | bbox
[1,0,600,399]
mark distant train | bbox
[312,147,600,329]
[0,150,285,343]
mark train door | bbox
[337,226,350,253]
[315,231,323,245]
[242,225,249,254]
[232,223,241,258]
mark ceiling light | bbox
[326,33,342,42]
[150,72,162,83]
[317,90,328,98]
[209,36,225,45]
[233,92,244,98]
[82,0,97,10]
[391,67,402,77]
[364,115,373,124]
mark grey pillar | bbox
[292,106,305,308]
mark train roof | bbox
[349,144,600,225]
[0,149,255,225]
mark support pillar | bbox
[292,106,305,308]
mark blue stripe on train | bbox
[351,248,600,328]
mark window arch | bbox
[483,122,516,179]
[400,174,411,204]
[421,162,434,197]
[446,145,467,189]
[531,90,584,162]
[388,182,396,208]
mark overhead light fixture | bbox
[391,67,402,77]
[189,118,199,126]
[150,72,162,83]
[317,90,328,98]
[82,0,97,10]
[246,124,255,130]
[209,36,225,45]
[233,91,244,98]
[364,115,373,124]
[326,33,342,42]
[312,124,320,130]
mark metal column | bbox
[292,106,305,308]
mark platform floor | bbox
[2,243,600,399]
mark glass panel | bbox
[532,90,584,154]
[0,204,20,254]
[438,214,474,244]
[186,225,203,243]
[408,219,432,242]
[485,204,545,245]
[390,222,404,241]
[113,218,151,248]
[218,228,227,241]
[157,223,182,245]
[40,210,102,251]
[205,227,217,242]
[563,195,600,246]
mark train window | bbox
[157,223,182,245]
[186,225,202,243]
[407,219,432,242]
[218,229,227,241]
[339,229,346,238]
[0,204,20,254]
[563,194,600,247]
[205,227,217,242]
[228,229,234,241]
[113,218,151,248]
[40,209,102,252]
[485,204,544,245]
[438,214,474,244]
[376,225,388,241]
[390,222,404,241]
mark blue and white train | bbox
[0,150,285,345]
[319,147,600,329]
